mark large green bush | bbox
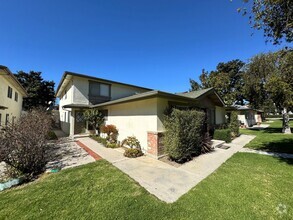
[229,111,239,137]
[163,109,206,162]
[213,129,232,143]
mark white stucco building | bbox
[0,65,28,126]
[56,72,226,158]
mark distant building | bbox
[0,65,28,126]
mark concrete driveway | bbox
[77,135,255,203]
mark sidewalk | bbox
[76,134,255,203]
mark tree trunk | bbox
[282,107,291,134]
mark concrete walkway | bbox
[240,148,293,159]
[76,134,255,203]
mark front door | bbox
[74,111,86,134]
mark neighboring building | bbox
[227,105,264,127]
[0,65,28,126]
[56,72,226,158]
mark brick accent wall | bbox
[147,131,164,158]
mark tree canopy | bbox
[190,59,245,106]
[189,49,293,112]
[239,0,293,44]
[14,71,55,110]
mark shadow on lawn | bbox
[277,157,293,165]
[258,138,293,165]
[262,127,283,133]
[259,138,293,154]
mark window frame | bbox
[7,86,13,99]
[5,114,9,126]
[89,81,111,98]
[15,92,18,102]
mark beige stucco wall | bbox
[69,76,149,105]
[105,98,159,152]
[157,97,169,131]
[215,106,226,124]
[111,84,148,100]
[59,81,73,134]
[72,77,89,105]
[0,76,24,126]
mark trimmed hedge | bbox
[213,129,232,143]
[229,111,239,137]
[163,109,206,162]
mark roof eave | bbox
[92,90,199,108]
[56,71,153,97]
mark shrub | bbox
[91,135,107,146]
[213,129,232,143]
[201,133,213,153]
[0,109,52,179]
[106,142,119,148]
[100,124,118,143]
[229,111,239,138]
[215,123,228,130]
[124,148,143,158]
[121,136,141,149]
[47,130,58,140]
[163,109,206,162]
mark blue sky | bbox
[0,0,285,93]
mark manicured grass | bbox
[1,154,292,219]
[241,120,293,154]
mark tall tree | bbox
[189,79,201,91]
[14,71,55,110]
[243,49,293,133]
[239,0,293,44]
[190,60,245,106]
[242,52,277,109]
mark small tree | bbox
[100,124,119,143]
[83,109,105,135]
[0,109,52,179]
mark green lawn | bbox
[241,120,293,154]
[1,153,292,220]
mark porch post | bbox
[69,110,75,136]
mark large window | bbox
[89,81,110,97]
[7,86,13,99]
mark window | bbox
[100,84,110,97]
[64,112,67,122]
[7,86,12,98]
[0,114,2,126]
[5,114,9,126]
[12,116,15,125]
[15,92,18,102]
[89,81,110,97]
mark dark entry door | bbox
[74,111,86,134]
